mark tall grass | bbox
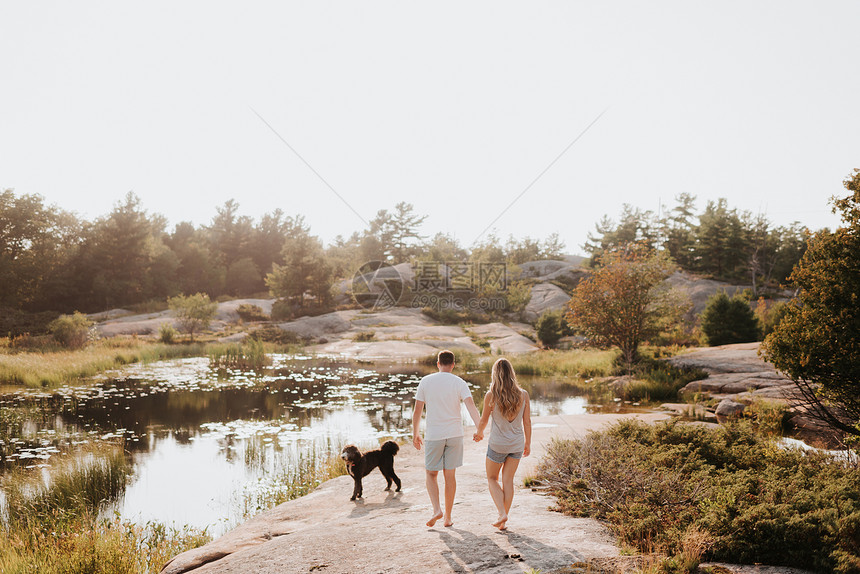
[614,359,709,403]
[0,444,210,573]
[2,445,130,530]
[0,516,210,574]
[418,351,488,373]
[0,339,207,388]
[239,440,348,519]
[208,338,269,371]
[509,348,619,378]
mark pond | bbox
[0,355,631,535]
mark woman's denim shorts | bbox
[486,445,523,464]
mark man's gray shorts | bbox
[424,437,464,471]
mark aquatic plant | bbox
[2,444,130,530]
[239,440,348,519]
[208,338,270,371]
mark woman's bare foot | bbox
[426,511,443,527]
[492,515,508,530]
[443,518,454,527]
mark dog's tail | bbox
[381,440,399,456]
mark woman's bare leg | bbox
[486,457,507,528]
[500,457,521,519]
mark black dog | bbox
[340,441,401,501]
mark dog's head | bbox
[340,445,361,467]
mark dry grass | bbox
[0,443,210,573]
[0,339,206,388]
[509,348,618,378]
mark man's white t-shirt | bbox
[415,372,473,441]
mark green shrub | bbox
[237,304,269,322]
[353,330,376,342]
[248,325,300,345]
[744,399,789,437]
[271,299,294,321]
[47,312,93,349]
[536,419,860,573]
[505,280,532,315]
[535,309,564,347]
[754,298,788,337]
[700,291,761,346]
[158,322,177,344]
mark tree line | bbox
[585,193,810,293]
[0,187,816,327]
[0,191,564,323]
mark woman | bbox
[474,357,531,530]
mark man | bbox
[412,349,480,527]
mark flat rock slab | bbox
[670,343,780,374]
[469,323,540,354]
[276,311,358,339]
[349,308,435,328]
[161,412,670,574]
[307,338,484,360]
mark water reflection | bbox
[0,355,616,534]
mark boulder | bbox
[275,311,356,339]
[715,399,747,418]
[523,283,571,322]
[517,260,587,287]
[665,271,750,316]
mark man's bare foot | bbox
[426,511,443,527]
[492,515,508,530]
[443,519,454,527]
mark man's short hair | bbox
[437,350,455,366]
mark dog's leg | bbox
[381,465,401,492]
[351,476,361,501]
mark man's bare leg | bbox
[443,468,456,527]
[425,470,443,526]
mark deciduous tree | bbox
[168,293,217,342]
[761,169,860,437]
[565,245,690,371]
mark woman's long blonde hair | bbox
[490,357,523,419]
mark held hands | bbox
[473,431,483,442]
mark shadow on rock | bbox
[436,527,522,573]
[502,530,586,571]
[348,490,408,518]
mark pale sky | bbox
[2,2,858,255]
